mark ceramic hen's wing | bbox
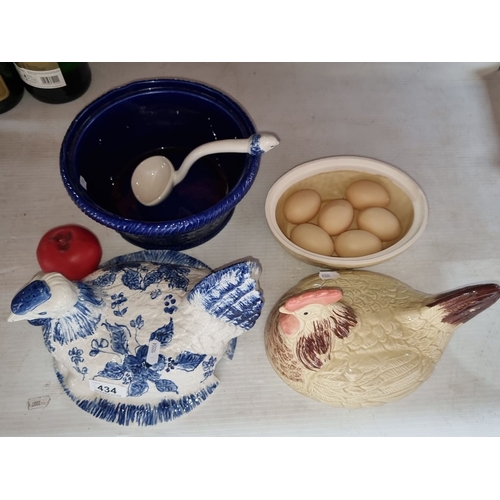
[309,348,434,407]
[187,261,263,330]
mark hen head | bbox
[8,272,79,322]
[278,288,358,371]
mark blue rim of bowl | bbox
[59,78,258,236]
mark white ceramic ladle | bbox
[131,133,280,206]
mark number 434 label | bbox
[89,380,127,398]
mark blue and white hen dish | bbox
[9,250,263,426]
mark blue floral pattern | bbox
[69,347,84,364]
[69,347,88,380]
[14,250,264,426]
[111,292,128,317]
[98,345,178,397]
[163,294,178,314]
[202,356,217,381]
[89,338,112,357]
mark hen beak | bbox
[7,312,24,323]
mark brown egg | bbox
[357,207,402,241]
[290,223,335,256]
[317,199,354,235]
[334,229,382,257]
[345,180,390,210]
[283,189,322,224]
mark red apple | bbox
[36,225,102,280]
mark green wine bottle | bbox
[14,62,91,104]
[0,62,24,114]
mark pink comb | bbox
[284,288,343,312]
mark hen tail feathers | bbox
[188,261,263,330]
[426,283,500,326]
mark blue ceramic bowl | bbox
[60,79,259,250]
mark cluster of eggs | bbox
[283,179,402,257]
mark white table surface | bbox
[1,62,500,437]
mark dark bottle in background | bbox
[14,62,91,104]
[0,62,25,114]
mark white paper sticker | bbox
[89,380,127,398]
[146,339,161,365]
[15,66,66,89]
[27,396,50,410]
[319,271,340,280]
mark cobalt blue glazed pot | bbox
[60,79,259,250]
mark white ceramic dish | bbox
[265,156,428,269]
